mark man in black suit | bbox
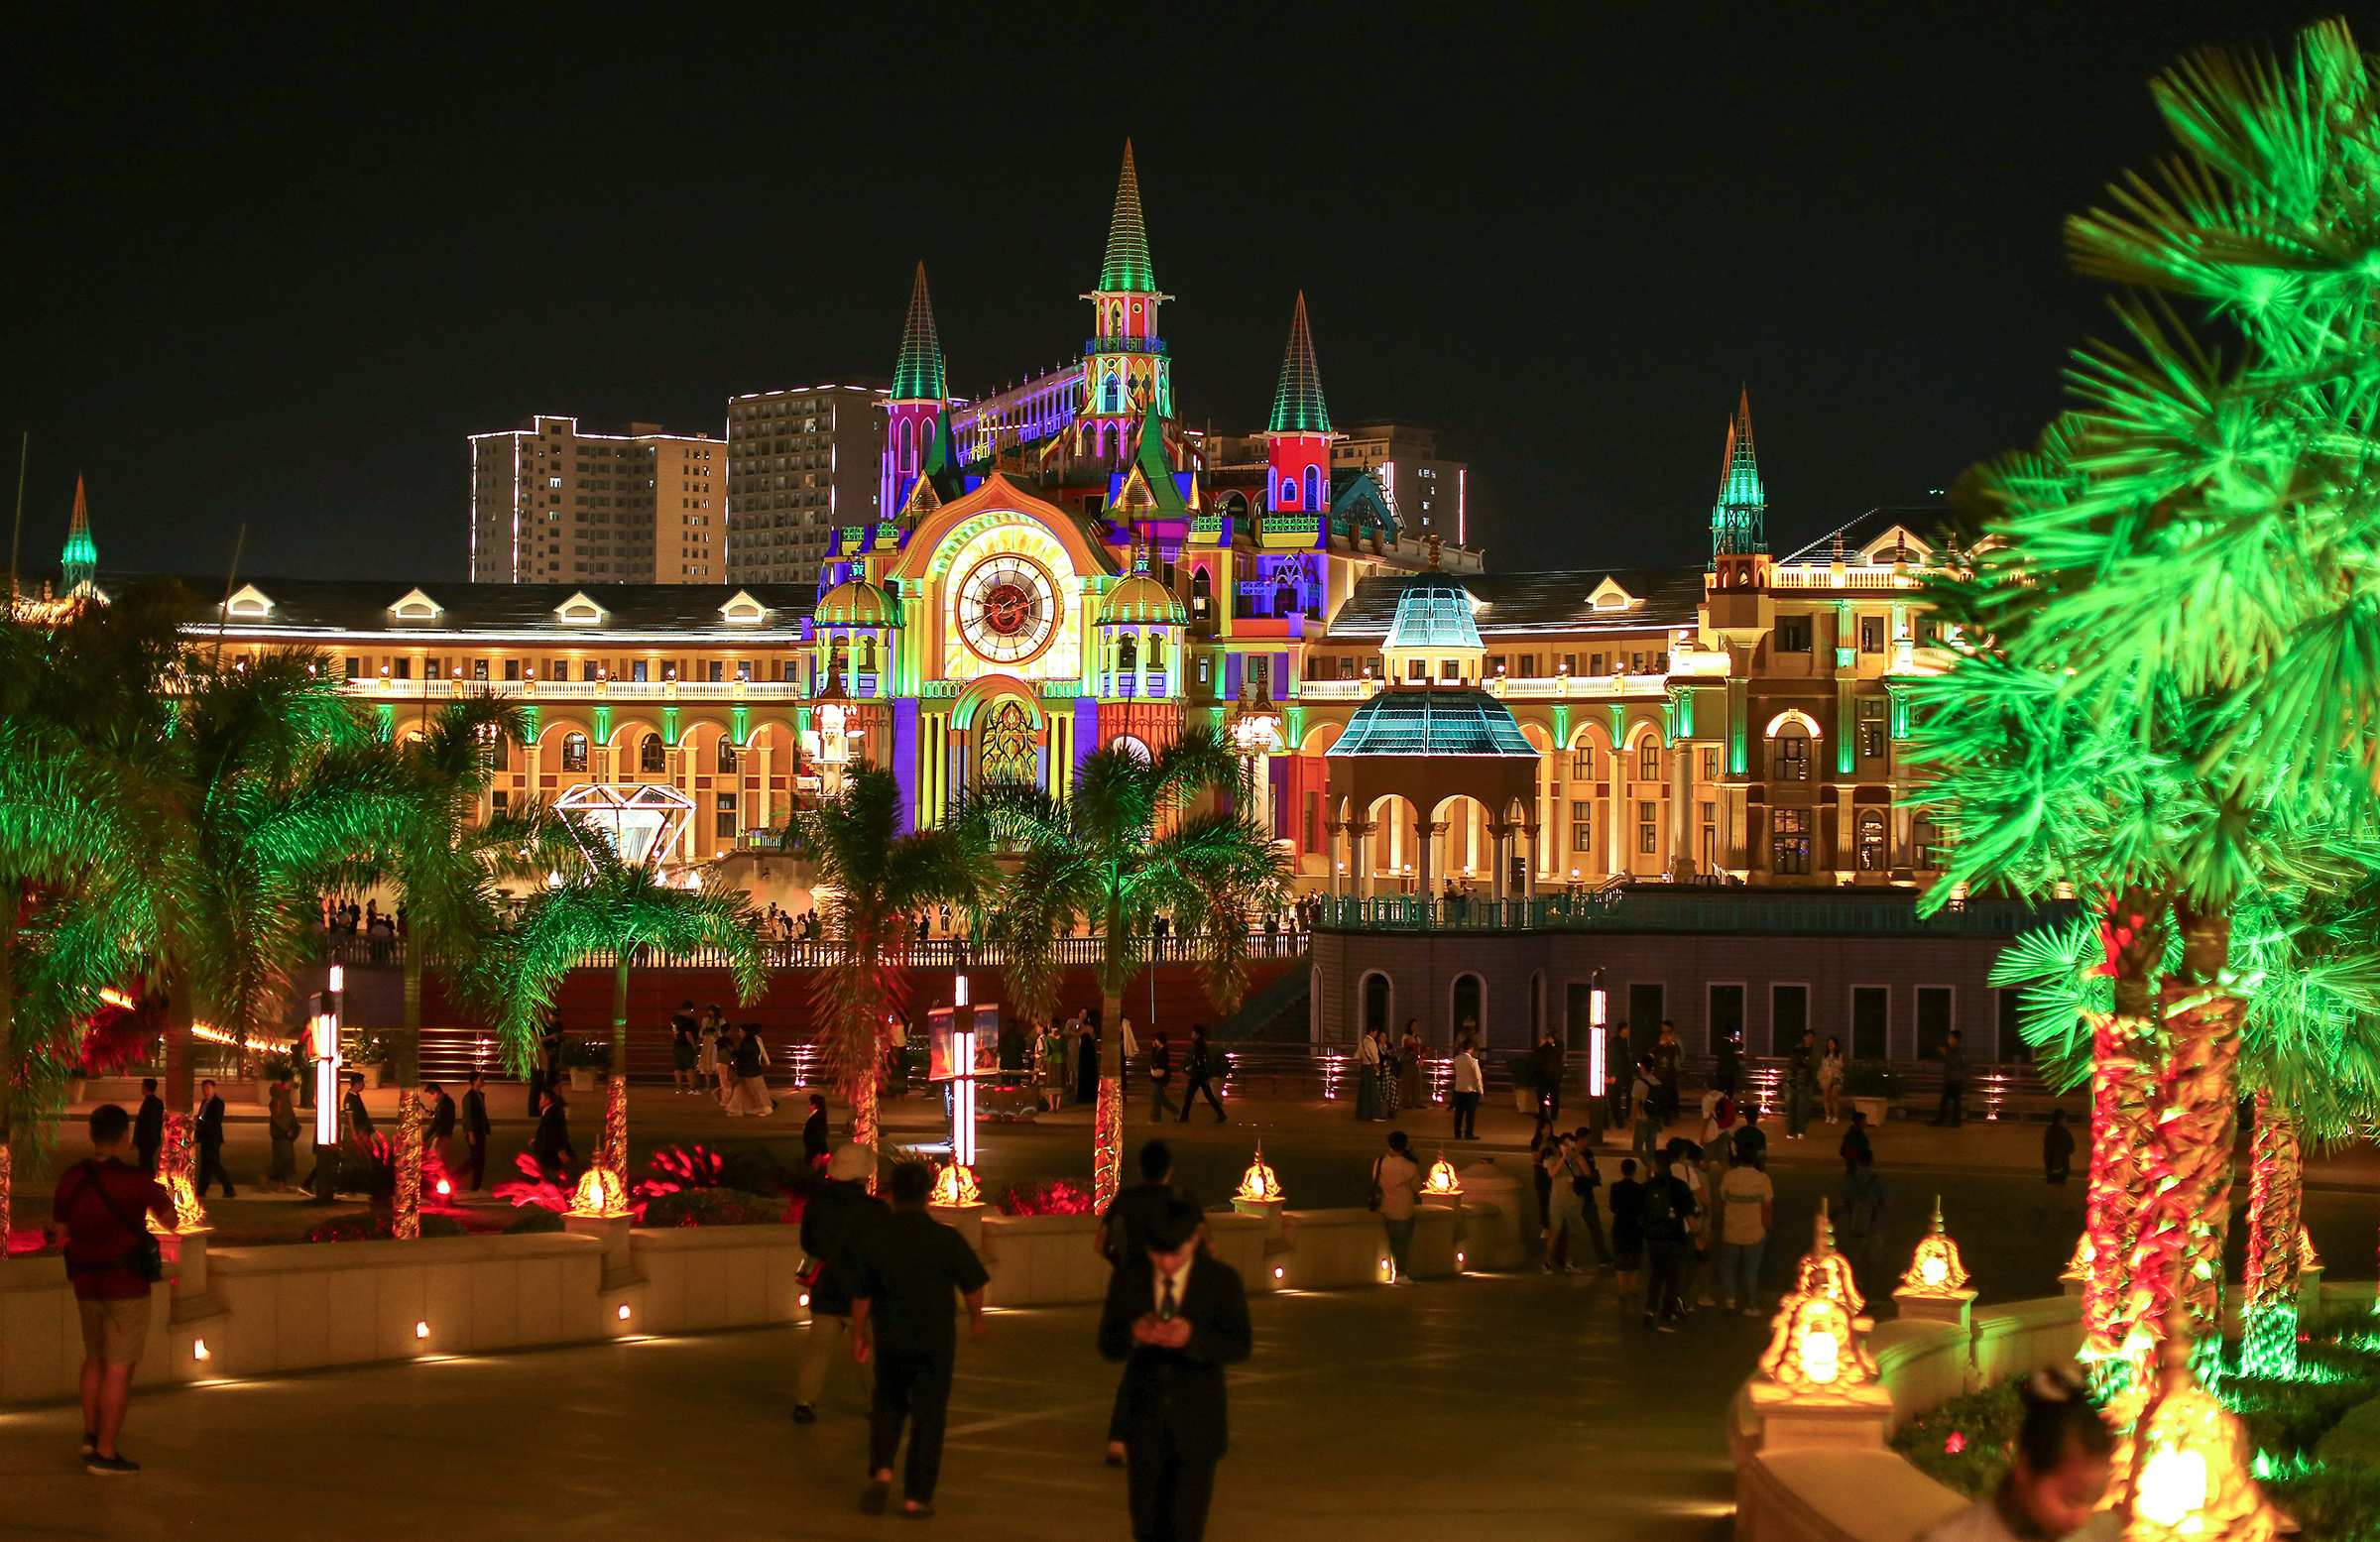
[461,1072,492,1191]
[533,1084,575,1183]
[193,1079,235,1198]
[1098,1199,1252,1542]
[424,1081,457,1174]
[851,1162,989,1519]
[1097,1139,1198,1466]
[134,1079,166,1176]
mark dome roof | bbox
[1097,572,1186,626]
[814,578,898,628]
[1327,689,1534,757]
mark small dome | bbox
[1098,573,1186,626]
[815,578,898,628]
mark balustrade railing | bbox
[1310,890,2064,936]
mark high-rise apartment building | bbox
[1333,422,1466,543]
[725,383,888,587]
[468,415,724,584]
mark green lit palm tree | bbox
[961,724,1288,1206]
[479,802,764,1197]
[382,695,528,1088]
[781,764,998,1166]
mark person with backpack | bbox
[1568,1128,1612,1269]
[49,1104,176,1474]
[1607,1157,1646,1300]
[1630,1061,1663,1156]
[1837,1147,1893,1300]
[1637,1146,1699,1332]
[1372,1130,1422,1284]
[794,1142,888,1426]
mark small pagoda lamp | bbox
[567,1165,630,1220]
[1750,1201,1892,1451]
[2124,1305,2282,1542]
[929,1161,983,1209]
[1893,1196,1977,1327]
[1233,1142,1287,1240]
[1421,1150,1463,1198]
[2062,1232,2093,1299]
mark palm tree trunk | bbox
[853,1077,879,1195]
[2082,1010,2159,1375]
[400,946,424,1091]
[164,961,194,1112]
[1095,896,1127,1211]
[2242,1091,2303,1376]
[605,954,632,1192]
[0,895,18,1243]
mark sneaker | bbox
[80,1433,96,1457]
[1722,1300,1736,1313]
[792,1403,816,1425]
[86,1453,140,1476]
[1541,1262,1554,1275]
[1655,1322,1678,1335]
[1699,1296,1717,1307]
[1562,1263,1583,1275]
[1742,1306,1764,1318]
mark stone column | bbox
[1487,823,1511,902]
[1352,822,1374,899]
[1671,738,1693,878]
[1519,827,1539,898]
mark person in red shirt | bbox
[50,1103,175,1475]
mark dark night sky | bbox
[0,3,2355,584]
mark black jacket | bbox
[1097,1253,1252,1466]
[344,1091,375,1139]
[135,1095,166,1149]
[195,1094,226,1146]
[1148,1039,1171,1083]
[534,1102,573,1167]
[799,1179,889,1318]
[429,1094,456,1138]
[462,1088,491,1139]
[802,1110,830,1161]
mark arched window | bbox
[1771,730,1811,781]
[1277,474,1297,509]
[561,733,588,772]
[1117,634,1137,670]
[828,637,849,683]
[1305,465,1322,514]
[1362,972,1391,1038]
[1856,808,1887,871]
[859,636,877,671]
[1145,633,1166,669]
[1452,973,1484,1046]
[716,736,739,773]
[640,733,665,772]
[1190,568,1212,619]
[978,699,1036,785]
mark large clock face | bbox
[956,552,1059,665]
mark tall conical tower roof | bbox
[1267,293,1332,435]
[892,262,945,403]
[1097,141,1156,294]
[61,474,97,595]
[1718,388,1763,510]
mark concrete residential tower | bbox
[468,415,724,584]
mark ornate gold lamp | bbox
[1893,1196,1977,1326]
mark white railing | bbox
[1487,674,1673,699]
[342,679,806,702]
[1769,566,1926,589]
[1296,679,1376,700]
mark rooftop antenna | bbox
[7,431,25,603]
[212,523,249,667]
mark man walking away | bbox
[1631,1062,1663,1156]
[1179,1025,1226,1123]
[343,1074,375,1142]
[1732,1108,1769,1172]
[134,1080,165,1176]
[461,1072,491,1191]
[1099,1198,1252,1542]
[1532,1029,1564,1124]
[1449,1040,1483,1139]
[853,1161,990,1519]
[1933,1029,1967,1128]
[1607,1158,1645,1300]
[794,1143,886,1425]
[1147,1029,1180,1122]
[1717,1146,1774,1315]
[803,1093,832,1164]
[51,1104,175,1474]
[426,1081,456,1174]
[265,1066,300,1193]
[1637,1147,1698,1332]
[1098,1139,1199,1466]
[534,1083,575,1183]
[1373,1130,1421,1284]
[193,1080,235,1199]
[1837,1147,1892,1301]
[668,1001,700,1095]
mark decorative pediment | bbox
[224,582,274,619]
[719,590,769,625]
[1588,577,1640,612]
[1860,527,1932,566]
[554,591,609,626]
[388,587,444,621]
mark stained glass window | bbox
[979,699,1036,786]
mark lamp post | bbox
[307,964,344,1202]
[1587,968,1610,1139]
[1228,678,1283,833]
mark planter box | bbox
[1853,1096,1889,1126]
[1510,1087,1537,1115]
[567,1069,596,1092]
[360,1062,389,1090]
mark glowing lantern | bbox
[1422,1151,1463,1196]
[2122,1307,2280,1542]
[1898,1196,1970,1295]
[2063,1232,2093,1285]
[2298,1225,2320,1272]
[1237,1143,1282,1203]
[553,781,695,870]
[568,1165,631,1219]
[930,1162,983,1208]
[1757,1201,1878,1396]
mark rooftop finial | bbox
[1711,387,1767,562]
[61,473,97,597]
[892,262,945,403]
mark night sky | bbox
[2,3,2347,585]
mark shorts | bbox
[77,1294,153,1366]
[671,1042,698,1071]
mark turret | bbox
[1078,142,1175,465]
[1711,388,1768,588]
[882,263,949,519]
[1262,293,1340,528]
[61,475,97,598]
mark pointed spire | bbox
[892,263,945,403]
[1098,141,1156,294]
[1267,292,1332,435]
[61,474,97,596]
[1711,388,1768,559]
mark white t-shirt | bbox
[1452,1052,1483,1094]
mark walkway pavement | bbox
[4,1272,1744,1542]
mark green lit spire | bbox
[1711,388,1767,558]
[892,262,945,403]
[1097,141,1156,294]
[61,474,97,596]
[1267,292,1332,435]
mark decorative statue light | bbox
[1757,1200,1877,1395]
[153,1114,205,1233]
[2063,1233,2094,1292]
[2298,1225,2320,1273]
[2123,1306,2280,1542]
[1237,1143,1282,1203]
[1900,1196,1970,1295]
[1422,1150,1463,1196]
[930,1161,983,1208]
[568,1165,631,1220]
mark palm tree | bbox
[963,724,1288,1207]
[479,804,765,1204]
[781,764,997,1170]
[382,695,528,1088]
[1909,20,2380,1397]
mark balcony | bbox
[1770,566,1925,589]
[1255,514,1325,549]
[1296,678,1377,700]
[1482,673,1673,700]
[340,678,804,702]
[1312,889,2067,936]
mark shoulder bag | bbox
[69,1161,165,1284]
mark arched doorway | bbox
[1362,972,1391,1040]
[1451,973,1484,1047]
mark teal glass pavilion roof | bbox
[1382,579,1483,652]
[1328,690,1535,757]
